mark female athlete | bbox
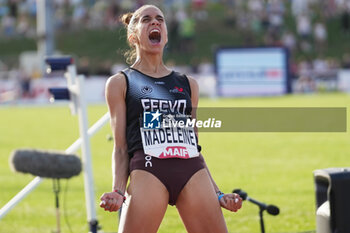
[100,4,242,233]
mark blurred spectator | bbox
[224,8,235,28]
[282,31,296,52]
[105,1,121,28]
[295,75,316,93]
[236,10,249,31]
[248,0,263,16]
[247,0,263,33]
[327,57,340,70]
[300,40,313,53]
[291,0,310,16]
[16,13,29,36]
[77,56,91,76]
[72,3,88,29]
[120,0,135,11]
[20,72,31,98]
[136,0,146,9]
[55,6,66,29]
[27,0,37,18]
[0,3,9,18]
[297,14,312,39]
[260,11,270,31]
[297,14,312,53]
[54,0,66,7]
[342,53,350,68]
[168,7,180,51]
[250,15,262,34]
[70,0,83,6]
[192,0,208,21]
[1,13,15,36]
[340,6,350,33]
[313,22,327,54]
[266,0,285,39]
[190,57,199,73]
[8,0,18,18]
[298,59,313,78]
[313,57,329,77]
[179,12,196,54]
[324,0,338,17]
[87,0,110,29]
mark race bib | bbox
[140,114,199,159]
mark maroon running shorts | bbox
[129,150,206,205]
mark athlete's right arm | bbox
[100,73,129,212]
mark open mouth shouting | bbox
[149,28,161,45]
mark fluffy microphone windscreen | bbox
[10,149,82,179]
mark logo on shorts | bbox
[143,110,162,129]
[145,155,152,167]
[141,85,153,94]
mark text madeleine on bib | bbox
[141,125,199,159]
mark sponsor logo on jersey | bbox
[159,146,190,159]
[141,85,153,94]
[169,86,185,95]
[154,81,165,85]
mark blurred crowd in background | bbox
[1,0,350,39]
[1,0,350,98]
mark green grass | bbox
[0,93,349,233]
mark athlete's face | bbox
[132,6,168,54]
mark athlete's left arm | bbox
[187,75,242,212]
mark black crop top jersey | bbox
[121,68,194,158]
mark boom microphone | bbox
[10,149,82,179]
[233,189,280,216]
